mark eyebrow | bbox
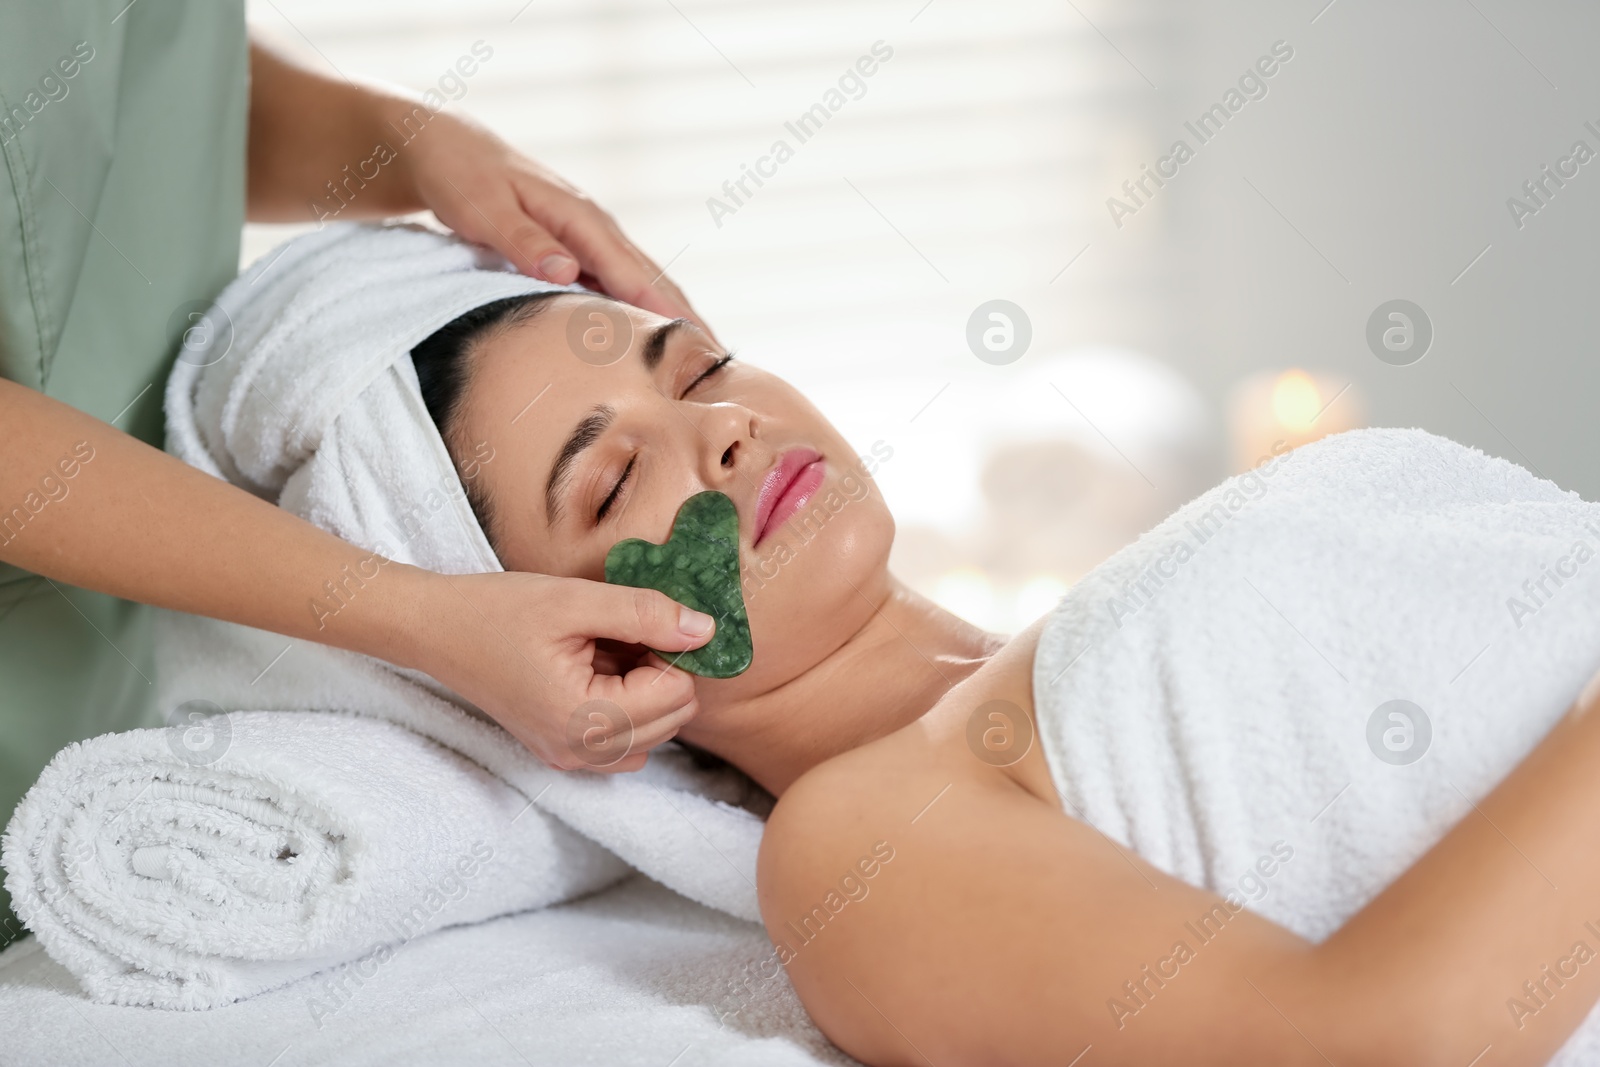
[544,405,613,528]
[543,318,692,527]
[641,317,689,372]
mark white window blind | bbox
[246,0,1195,629]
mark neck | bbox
[685,574,1005,795]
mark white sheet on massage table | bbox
[0,875,855,1067]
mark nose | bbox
[696,402,764,497]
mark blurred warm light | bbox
[1014,574,1069,627]
[1226,367,1365,474]
[1270,370,1322,434]
[928,570,1071,632]
[933,567,997,629]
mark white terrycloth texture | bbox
[2,712,627,1009]
[3,222,766,1011]
[1033,426,1600,1064]
[0,876,855,1067]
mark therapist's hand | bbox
[0,382,714,777]
[395,111,711,334]
[246,37,712,338]
[406,570,716,774]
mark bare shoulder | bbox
[760,609,1053,868]
[756,727,1001,1064]
[757,661,1327,1067]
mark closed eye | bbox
[682,352,735,397]
[596,353,736,522]
[596,455,635,521]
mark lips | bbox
[754,448,825,545]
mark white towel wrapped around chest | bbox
[1032,427,1600,1058]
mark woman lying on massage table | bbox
[410,289,1600,1067]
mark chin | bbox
[722,487,894,695]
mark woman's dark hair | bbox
[410,292,563,550]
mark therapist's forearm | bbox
[0,378,432,669]
[245,37,426,222]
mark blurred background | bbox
[246,0,1600,634]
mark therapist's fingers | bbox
[570,659,699,773]
[613,690,699,760]
[402,111,716,338]
[573,583,715,654]
[432,181,583,286]
[597,752,650,774]
[591,657,698,727]
[511,178,717,342]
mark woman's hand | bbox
[403,570,716,774]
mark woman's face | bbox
[450,293,896,700]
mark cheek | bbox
[743,473,888,588]
[730,472,894,680]
[506,479,709,584]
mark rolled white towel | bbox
[2,710,628,1009]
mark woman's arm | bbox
[760,681,1600,1066]
[0,379,713,772]
[245,36,707,330]
[1294,678,1600,1066]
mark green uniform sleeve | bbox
[0,0,247,943]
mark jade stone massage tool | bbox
[603,490,753,678]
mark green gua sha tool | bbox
[603,490,753,678]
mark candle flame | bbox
[1270,370,1322,433]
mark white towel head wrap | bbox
[166,221,579,575]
